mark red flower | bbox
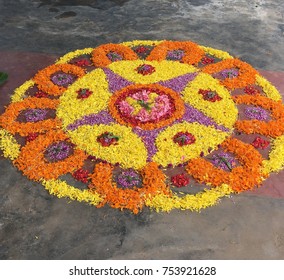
[251,137,270,149]
[134,46,150,53]
[244,85,261,95]
[77,88,93,99]
[171,173,190,188]
[34,91,48,98]
[173,132,196,146]
[97,132,119,147]
[201,56,215,65]
[136,64,155,75]
[74,59,91,67]
[199,89,222,102]
[87,155,97,161]
[72,168,90,183]
[26,132,39,142]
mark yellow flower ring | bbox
[1,40,284,214]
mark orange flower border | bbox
[14,130,87,180]
[33,63,85,96]
[89,162,169,214]
[186,137,263,192]
[91,43,138,67]
[202,58,258,89]
[146,40,204,65]
[233,94,284,137]
[0,97,61,136]
[108,84,185,130]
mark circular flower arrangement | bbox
[1,40,284,214]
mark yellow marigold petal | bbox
[56,48,94,64]
[153,122,229,167]
[255,74,282,101]
[108,60,197,84]
[200,46,233,60]
[182,73,238,129]
[68,124,148,169]
[0,129,21,160]
[263,135,284,175]
[11,80,35,102]
[56,69,111,128]
[41,179,103,205]
[145,184,233,212]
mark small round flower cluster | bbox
[211,152,236,171]
[219,68,239,79]
[136,64,155,75]
[24,109,47,122]
[244,85,261,95]
[26,132,39,142]
[72,168,90,183]
[51,73,74,87]
[45,141,72,162]
[133,46,150,54]
[198,89,222,102]
[97,132,119,147]
[117,169,142,188]
[171,173,190,188]
[201,56,215,65]
[107,51,123,62]
[166,50,185,60]
[173,131,196,146]
[77,88,93,99]
[244,106,269,121]
[74,59,91,67]
[251,137,270,149]
[34,91,48,98]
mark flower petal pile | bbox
[1,40,284,214]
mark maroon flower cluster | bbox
[199,89,222,102]
[173,132,196,146]
[251,137,270,149]
[72,168,90,183]
[77,88,93,99]
[136,64,155,75]
[201,56,215,65]
[244,85,261,95]
[97,132,119,147]
[171,173,190,188]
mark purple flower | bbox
[181,104,229,132]
[133,128,162,161]
[103,69,132,93]
[45,141,72,161]
[219,68,239,79]
[159,73,197,93]
[166,50,185,60]
[211,152,236,171]
[51,73,74,86]
[244,106,269,121]
[67,111,115,131]
[107,51,123,62]
[117,169,142,188]
[25,109,47,122]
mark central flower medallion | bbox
[109,84,185,129]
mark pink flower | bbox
[118,101,134,115]
[132,89,150,101]
[136,108,150,122]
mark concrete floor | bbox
[0,0,284,259]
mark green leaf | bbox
[0,72,8,86]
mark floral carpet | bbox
[1,40,284,214]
